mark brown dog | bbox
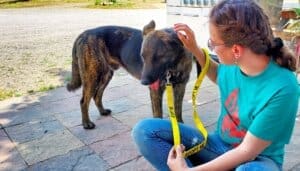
[67,20,197,129]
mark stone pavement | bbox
[1,66,300,171]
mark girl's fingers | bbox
[177,32,187,40]
[174,26,194,40]
[175,145,183,158]
[168,146,176,159]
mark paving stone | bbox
[105,97,144,115]
[289,163,300,171]
[183,100,220,127]
[127,89,152,105]
[37,87,80,103]
[90,131,140,168]
[55,108,100,128]
[0,129,15,162]
[110,156,155,171]
[113,104,153,128]
[0,150,27,171]
[41,96,81,115]
[5,119,65,144]
[185,77,216,93]
[0,129,27,171]
[27,146,109,171]
[0,105,52,128]
[107,72,137,88]
[70,116,130,145]
[183,85,220,106]
[102,84,138,102]
[107,70,150,89]
[104,79,149,102]
[17,129,84,165]
[0,95,41,112]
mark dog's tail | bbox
[67,39,82,92]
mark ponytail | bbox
[267,37,297,71]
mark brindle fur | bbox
[67,20,197,129]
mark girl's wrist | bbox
[192,46,204,58]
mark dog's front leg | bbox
[173,83,186,123]
[149,87,164,118]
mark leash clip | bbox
[166,71,171,84]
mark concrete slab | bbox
[113,104,153,127]
[17,129,84,165]
[90,131,140,168]
[110,156,155,171]
[0,105,52,128]
[27,146,109,171]
[0,129,27,171]
[5,119,65,144]
[55,108,100,128]
[70,117,130,145]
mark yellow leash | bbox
[166,48,210,158]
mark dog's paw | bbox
[101,109,112,116]
[83,121,96,129]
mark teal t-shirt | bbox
[216,60,299,164]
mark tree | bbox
[255,0,284,28]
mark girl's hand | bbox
[173,23,199,54]
[167,145,189,171]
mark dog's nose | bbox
[141,79,151,85]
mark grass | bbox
[0,88,21,100]
[0,88,14,100]
[37,84,56,92]
[0,84,56,100]
[0,0,165,9]
[90,0,164,9]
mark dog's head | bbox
[140,20,186,87]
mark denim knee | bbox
[131,118,155,145]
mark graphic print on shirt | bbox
[221,88,246,147]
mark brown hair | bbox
[209,0,296,71]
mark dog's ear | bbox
[143,20,156,36]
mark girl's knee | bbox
[131,118,160,142]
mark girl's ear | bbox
[232,44,243,57]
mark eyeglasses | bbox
[207,39,226,51]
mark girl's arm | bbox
[191,131,271,171]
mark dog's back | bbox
[67,26,144,92]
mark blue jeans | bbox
[131,118,282,171]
